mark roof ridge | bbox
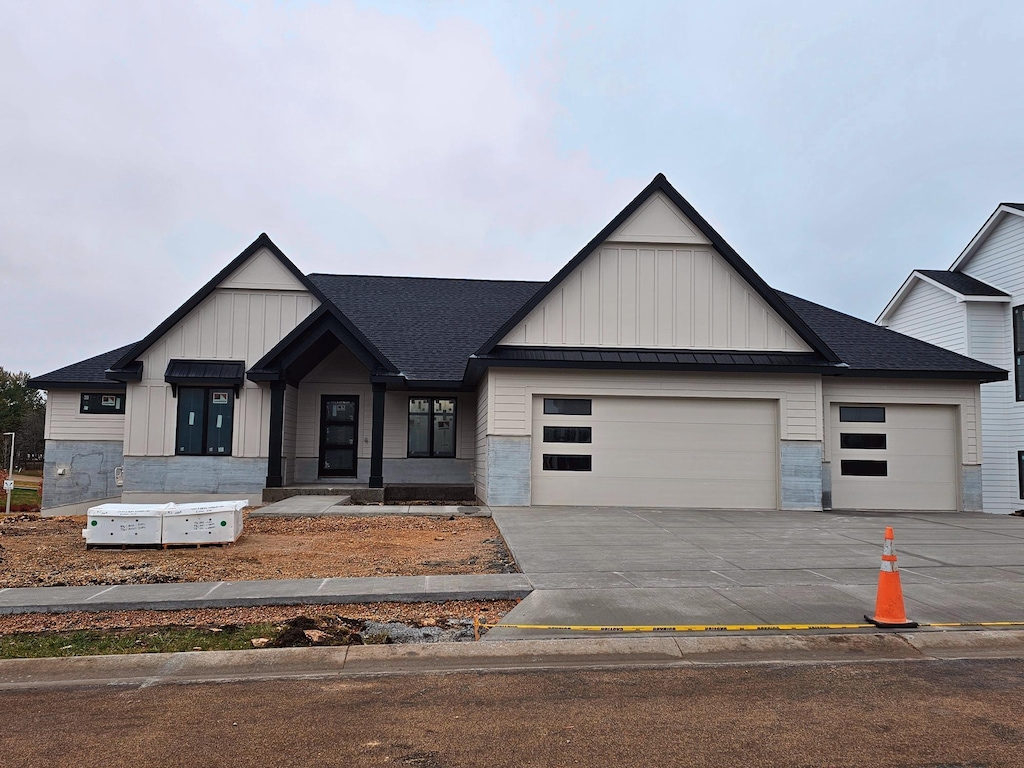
[307,273,546,284]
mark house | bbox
[30,175,1006,515]
[878,203,1024,514]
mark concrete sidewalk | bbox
[3,630,1024,691]
[0,574,532,614]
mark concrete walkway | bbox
[487,507,1024,639]
[248,496,490,517]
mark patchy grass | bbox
[0,623,283,658]
[8,487,40,507]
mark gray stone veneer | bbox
[779,440,823,510]
[121,456,267,496]
[485,436,531,506]
[820,461,833,510]
[42,439,124,510]
[291,457,472,485]
[961,464,983,512]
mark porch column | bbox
[265,380,286,488]
[369,382,386,488]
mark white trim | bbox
[950,205,1024,271]
[877,270,1009,326]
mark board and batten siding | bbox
[884,280,968,355]
[820,378,980,466]
[124,285,319,457]
[500,244,812,352]
[960,214,1024,296]
[486,368,822,441]
[44,390,125,442]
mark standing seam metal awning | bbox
[164,359,246,394]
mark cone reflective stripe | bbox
[865,526,918,629]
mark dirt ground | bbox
[0,511,517,588]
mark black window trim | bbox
[174,386,235,457]
[407,396,458,459]
[1018,450,1024,499]
[1014,306,1024,401]
[79,392,125,415]
[542,454,593,471]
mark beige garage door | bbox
[830,404,958,511]
[531,396,778,509]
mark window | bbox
[80,392,124,414]
[839,406,885,423]
[543,454,592,471]
[1018,451,1024,499]
[176,387,234,456]
[544,398,592,415]
[408,398,456,458]
[841,460,887,477]
[840,433,887,450]
[1015,307,1024,401]
[543,426,592,443]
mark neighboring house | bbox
[878,203,1024,514]
[31,175,1005,515]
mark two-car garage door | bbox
[531,396,778,509]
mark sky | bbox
[3,0,1024,376]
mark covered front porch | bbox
[247,304,476,495]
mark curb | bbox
[2,630,1023,691]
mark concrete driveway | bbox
[488,507,1024,638]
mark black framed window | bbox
[841,460,887,477]
[840,433,887,450]
[408,398,456,458]
[543,426,592,443]
[80,393,125,414]
[839,406,885,423]
[1018,451,1024,499]
[544,398,592,416]
[543,454,592,471]
[1015,307,1024,401]
[176,387,234,456]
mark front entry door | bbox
[319,396,359,477]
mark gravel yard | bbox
[0,511,518,588]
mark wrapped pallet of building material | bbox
[83,503,172,546]
[160,500,247,545]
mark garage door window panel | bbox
[841,460,888,477]
[543,454,592,471]
[543,426,592,443]
[543,398,592,416]
[839,406,885,423]
[840,433,886,450]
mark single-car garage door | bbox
[531,396,778,509]
[830,403,958,511]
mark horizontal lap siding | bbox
[489,369,821,440]
[962,215,1024,296]
[885,281,967,355]
[45,390,125,442]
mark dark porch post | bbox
[369,382,386,488]
[266,380,286,488]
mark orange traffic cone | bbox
[865,526,918,628]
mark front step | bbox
[261,484,476,505]
[262,486,384,504]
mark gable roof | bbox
[877,268,1011,325]
[107,234,330,377]
[28,342,138,390]
[949,203,1024,272]
[308,274,543,382]
[475,173,841,363]
[781,292,1005,381]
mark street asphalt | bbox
[3,504,1024,640]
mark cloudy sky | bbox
[4,0,1024,376]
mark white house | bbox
[31,175,1005,515]
[878,203,1024,513]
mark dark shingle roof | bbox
[308,274,544,381]
[915,270,1009,297]
[1003,203,1024,213]
[778,292,1005,379]
[28,343,138,389]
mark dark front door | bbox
[319,396,359,477]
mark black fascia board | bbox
[28,379,128,391]
[825,368,1008,384]
[473,174,841,363]
[105,362,143,382]
[247,304,399,383]
[110,234,332,373]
